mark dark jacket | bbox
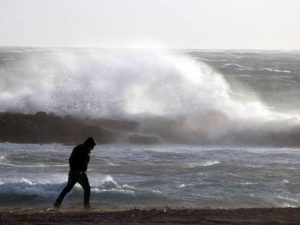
[69,144,90,172]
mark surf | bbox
[0,48,299,146]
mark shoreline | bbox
[1,207,300,225]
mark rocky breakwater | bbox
[0,112,116,144]
[0,112,163,145]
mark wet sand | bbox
[1,207,300,225]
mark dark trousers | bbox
[55,171,90,207]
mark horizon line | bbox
[0,45,300,52]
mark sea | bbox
[1,48,300,208]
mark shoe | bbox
[53,202,61,209]
[84,204,91,210]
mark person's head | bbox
[83,137,96,150]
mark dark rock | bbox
[128,134,160,144]
[96,119,138,132]
[35,111,47,117]
[0,112,116,144]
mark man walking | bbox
[54,137,96,209]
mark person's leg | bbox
[54,174,76,208]
[78,173,91,209]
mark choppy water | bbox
[1,143,300,208]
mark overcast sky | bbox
[0,0,299,49]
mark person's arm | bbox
[69,148,76,165]
[81,152,90,172]
[69,147,82,170]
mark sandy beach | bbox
[1,207,300,225]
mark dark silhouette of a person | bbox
[54,137,96,209]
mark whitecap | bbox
[151,189,162,194]
[240,182,255,186]
[264,68,291,73]
[94,175,140,195]
[281,203,296,208]
[281,179,290,184]
[195,57,227,62]
[222,63,251,70]
[101,175,121,189]
[179,183,194,188]
[202,160,220,166]
[0,162,67,168]
[91,187,135,195]
[277,195,298,203]
[185,160,220,168]
[122,184,136,190]
[0,183,58,197]
[20,178,34,185]
[0,154,6,161]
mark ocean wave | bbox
[0,176,166,206]
[0,48,299,147]
[239,182,257,186]
[195,57,228,62]
[281,179,290,184]
[276,195,298,207]
[227,74,253,78]
[0,161,68,168]
[0,178,59,198]
[0,154,6,161]
[264,68,291,73]
[221,64,291,74]
[101,175,122,189]
[184,160,220,168]
[0,49,233,118]
[221,63,252,70]
[102,159,120,167]
[92,187,136,195]
[179,183,194,188]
